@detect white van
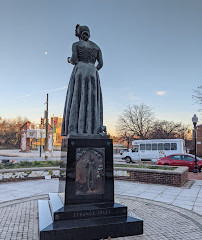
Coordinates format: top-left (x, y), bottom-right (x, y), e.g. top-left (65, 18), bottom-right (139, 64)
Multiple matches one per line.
top-left (122, 139), bottom-right (185, 163)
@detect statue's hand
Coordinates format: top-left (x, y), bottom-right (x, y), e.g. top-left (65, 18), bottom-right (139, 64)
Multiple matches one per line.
top-left (67, 57), bottom-right (71, 63)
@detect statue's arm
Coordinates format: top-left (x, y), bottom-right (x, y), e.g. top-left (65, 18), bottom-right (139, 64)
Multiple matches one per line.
top-left (96, 49), bottom-right (103, 70)
top-left (68, 43), bottom-right (78, 65)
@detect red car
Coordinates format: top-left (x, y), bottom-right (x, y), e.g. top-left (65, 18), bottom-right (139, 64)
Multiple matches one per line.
top-left (157, 154), bottom-right (202, 172)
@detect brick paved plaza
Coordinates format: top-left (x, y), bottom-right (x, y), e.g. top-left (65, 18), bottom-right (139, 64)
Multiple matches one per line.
top-left (0, 179), bottom-right (202, 239)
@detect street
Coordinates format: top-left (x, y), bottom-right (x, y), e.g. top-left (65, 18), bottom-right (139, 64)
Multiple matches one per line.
top-left (0, 149), bottom-right (124, 163)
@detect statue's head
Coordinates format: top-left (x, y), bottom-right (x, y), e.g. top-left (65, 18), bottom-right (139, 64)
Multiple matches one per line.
top-left (75, 24), bottom-right (90, 41)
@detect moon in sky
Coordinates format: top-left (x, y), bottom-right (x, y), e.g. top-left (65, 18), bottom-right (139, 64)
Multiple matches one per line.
top-left (44, 51), bottom-right (48, 55)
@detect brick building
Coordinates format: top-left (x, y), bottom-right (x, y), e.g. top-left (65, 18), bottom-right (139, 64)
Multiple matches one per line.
top-left (50, 116), bottom-right (63, 149)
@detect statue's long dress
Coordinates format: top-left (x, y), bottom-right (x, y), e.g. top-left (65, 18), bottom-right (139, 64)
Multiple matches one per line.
top-left (61, 40), bottom-right (103, 136)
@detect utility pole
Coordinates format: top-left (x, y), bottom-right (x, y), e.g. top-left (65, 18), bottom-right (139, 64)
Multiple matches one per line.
top-left (40, 119), bottom-right (42, 158)
top-left (39, 117), bottom-right (44, 158)
top-left (45, 93), bottom-right (49, 160)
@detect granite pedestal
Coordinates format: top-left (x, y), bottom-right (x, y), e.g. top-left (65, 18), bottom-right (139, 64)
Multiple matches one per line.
top-left (39, 135), bottom-right (143, 239)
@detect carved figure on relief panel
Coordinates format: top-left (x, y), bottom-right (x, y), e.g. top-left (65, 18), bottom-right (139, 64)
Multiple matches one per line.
top-left (86, 155), bottom-right (96, 191)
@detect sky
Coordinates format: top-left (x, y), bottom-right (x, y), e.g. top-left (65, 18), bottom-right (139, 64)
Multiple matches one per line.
top-left (0, 0), bottom-right (201, 134)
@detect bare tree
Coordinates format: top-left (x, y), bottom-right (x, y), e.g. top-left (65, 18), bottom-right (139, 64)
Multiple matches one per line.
top-left (149, 120), bottom-right (189, 139)
top-left (193, 85), bottom-right (202, 110)
top-left (118, 132), bottom-right (135, 150)
top-left (117, 104), bottom-right (154, 140)
top-left (0, 116), bottom-right (29, 149)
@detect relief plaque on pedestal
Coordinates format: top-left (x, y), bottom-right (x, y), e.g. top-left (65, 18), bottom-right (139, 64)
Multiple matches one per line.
top-left (75, 147), bottom-right (105, 195)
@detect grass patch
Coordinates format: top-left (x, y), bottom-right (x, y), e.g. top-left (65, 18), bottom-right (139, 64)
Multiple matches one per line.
top-left (0, 160), bottom-right (66, 169)
top-left (114, 164), bottom-right (176, 171)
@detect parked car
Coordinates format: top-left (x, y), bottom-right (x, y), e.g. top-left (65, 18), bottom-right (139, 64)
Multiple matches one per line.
top-left (120, 149), bottom-right (128, 155)
top-left (157, 154), bottom-right (202, 172)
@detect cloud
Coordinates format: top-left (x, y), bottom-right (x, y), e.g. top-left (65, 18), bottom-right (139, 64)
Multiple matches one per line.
top-left (46, 86), bottom-right (68, 93)
top-left (17, 85), bottom-right (68, 99)
top-left (17, 94), bottom-right (32, 99)
top-left (156, 91), bottom-right (166, 96)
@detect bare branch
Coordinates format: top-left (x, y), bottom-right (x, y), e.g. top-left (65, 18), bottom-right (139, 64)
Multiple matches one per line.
top-left (117, 104), bottom-right (154, 140)
top-left (193, 85), bottom-right (202, 111)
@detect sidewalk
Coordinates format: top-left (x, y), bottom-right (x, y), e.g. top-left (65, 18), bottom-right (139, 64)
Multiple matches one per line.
top-left (0, 179), bottom-right (202, 239)
top-left (116, 179), bottom-right (202, 214)
top-left (0, 179), bottom-right (202, 214)
top-left (189, 172), bottom-right (202, 180)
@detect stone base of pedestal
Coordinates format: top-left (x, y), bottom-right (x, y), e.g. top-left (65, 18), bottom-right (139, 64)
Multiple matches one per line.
top-left (39, 193), bottom-right (143, 240)
top-left (39, 136), bottom-right (143, 239)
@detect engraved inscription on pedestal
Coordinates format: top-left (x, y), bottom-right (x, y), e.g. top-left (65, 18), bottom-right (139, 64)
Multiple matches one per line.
top-left (75, 147), bottom-right (105, 195)
top-left (72, 209), bottom-right (111, 219)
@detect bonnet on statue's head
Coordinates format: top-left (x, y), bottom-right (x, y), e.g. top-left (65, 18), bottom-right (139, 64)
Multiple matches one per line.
top-left (75, 24), bottom-right (90, 41)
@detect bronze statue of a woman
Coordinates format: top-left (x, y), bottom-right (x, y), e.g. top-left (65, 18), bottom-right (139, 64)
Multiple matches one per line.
top-left (61, 24), bottom-right (104, 136)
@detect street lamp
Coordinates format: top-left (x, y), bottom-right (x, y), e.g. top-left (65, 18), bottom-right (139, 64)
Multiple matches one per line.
top-left (192, 114), bottom-right (198, 173)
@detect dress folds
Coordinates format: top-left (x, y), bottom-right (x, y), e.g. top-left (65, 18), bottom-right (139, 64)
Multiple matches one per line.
top-left (62, 61), bottom-right (103, 136)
